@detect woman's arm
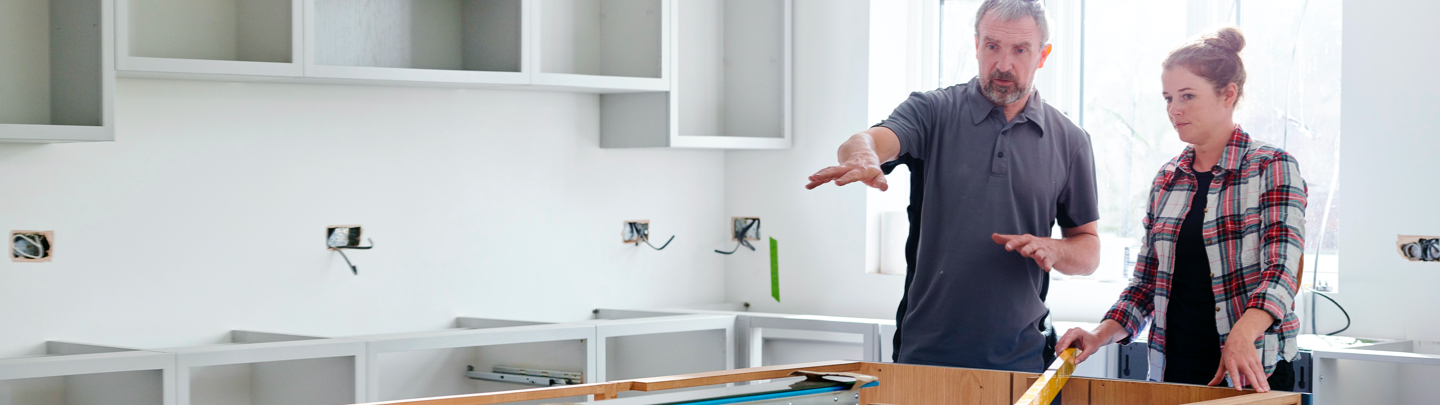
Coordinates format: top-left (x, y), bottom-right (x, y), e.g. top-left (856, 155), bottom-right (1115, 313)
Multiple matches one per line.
top-left (1243, 153), bottom-right (1307, 328)
top-left (1210, 153), bottom-right (1306, 393)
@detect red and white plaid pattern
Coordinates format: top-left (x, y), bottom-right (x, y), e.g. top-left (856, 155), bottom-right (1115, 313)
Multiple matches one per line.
top-left (1105, 127), bottom-right (1306, 380)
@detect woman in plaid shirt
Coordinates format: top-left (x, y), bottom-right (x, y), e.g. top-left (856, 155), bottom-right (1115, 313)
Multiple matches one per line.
top-left (1055, 27), bottom-right (1305, 393)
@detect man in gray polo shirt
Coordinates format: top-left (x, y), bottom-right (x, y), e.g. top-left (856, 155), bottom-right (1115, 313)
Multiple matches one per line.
top-left (805, 0), bottom-right (1100, 373)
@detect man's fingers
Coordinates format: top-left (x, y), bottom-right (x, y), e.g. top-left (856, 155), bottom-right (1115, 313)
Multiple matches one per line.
top-left (862, 172), bottom-right (890, 191)
top-left (991, 233), bottom-right (1016, 245)
top-left (834, 167), bottom-right (872, 186)
top-left (804, 166), bottom-right (850, 189)
top-left (1020, 244), bottom-right (1040, 257)
top-left (809, 165), bottom-right (849, 181)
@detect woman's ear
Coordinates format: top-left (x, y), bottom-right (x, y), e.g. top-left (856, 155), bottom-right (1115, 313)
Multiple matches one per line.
top-left (1223, 82), bottom-right (1239, 109)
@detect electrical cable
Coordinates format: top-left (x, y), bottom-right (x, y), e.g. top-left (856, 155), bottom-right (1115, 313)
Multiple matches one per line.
top-left (12, 234), bottom-right (45, 259)
top-left (1309, 289), bottom-right (1351, 336)
top-left (714, 220), bottom-right (758, 255)
top-left (628, 222), bottom-right (673, 250)
top-left (335, 249), bottom-right (358, 275)
top-left (329, 237), bottom-right (373, 275)
top-left (643, 235), bottom-right (674, 250)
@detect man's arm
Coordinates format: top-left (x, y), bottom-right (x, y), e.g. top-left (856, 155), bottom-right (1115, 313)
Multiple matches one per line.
top-left (805, 126), bottom-right (902, 191)
top-left (990, 221), bottom-right (1100, 276)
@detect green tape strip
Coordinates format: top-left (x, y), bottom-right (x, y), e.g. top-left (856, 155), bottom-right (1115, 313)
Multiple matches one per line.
top-left (770, 237), bottom-right (780, 303)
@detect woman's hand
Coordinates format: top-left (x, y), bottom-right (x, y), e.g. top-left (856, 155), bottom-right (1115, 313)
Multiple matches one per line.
top-left (1208, 308), bottom-right (1276, 392)
top-left (1055, 319), bottom-right (1128, 364)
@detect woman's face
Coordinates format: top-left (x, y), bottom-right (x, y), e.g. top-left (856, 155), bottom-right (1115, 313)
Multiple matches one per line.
top-left (1161, 67), bottom-right (1237, 146)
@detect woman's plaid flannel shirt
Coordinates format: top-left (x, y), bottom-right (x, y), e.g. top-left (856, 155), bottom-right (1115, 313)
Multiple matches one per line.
top-left (1104, 127), bottom-right (1306, 380)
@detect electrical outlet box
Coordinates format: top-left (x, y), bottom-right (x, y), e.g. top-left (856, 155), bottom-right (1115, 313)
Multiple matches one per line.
top-left (623, 221), bottom-right (650, 244)
top-left (1398, 235), bottom-right (1440, 262)
top-left (327, 226), bottom-right (363, 248)
top-left (731, 217), bottom-right (761, 241)
top-left (11, 231), bottom-right (54, 263)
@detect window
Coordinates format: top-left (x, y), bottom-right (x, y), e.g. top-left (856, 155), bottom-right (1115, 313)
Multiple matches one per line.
top-left (938, 0), bottom-right (1341, 290)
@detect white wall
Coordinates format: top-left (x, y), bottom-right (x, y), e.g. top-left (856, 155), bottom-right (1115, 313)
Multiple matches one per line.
top-left (0, 79), bottom-right (727, 357)
top-left (1335, 0), bottom-right (1440, 342)
top-left (723, 0), bottom-right (905, 319)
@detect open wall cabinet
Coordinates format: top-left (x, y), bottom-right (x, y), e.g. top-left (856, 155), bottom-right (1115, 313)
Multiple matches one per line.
top-left (598, 0), bottom-right (792, 149)
top-left (0, 0), bottom-right (114, 142)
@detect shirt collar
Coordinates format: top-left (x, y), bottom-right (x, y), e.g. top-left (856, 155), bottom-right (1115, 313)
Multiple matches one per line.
top-left (1178, 126), bottom-right (1252, 174)
top-left (965, 77), bottom-right (1049, 135)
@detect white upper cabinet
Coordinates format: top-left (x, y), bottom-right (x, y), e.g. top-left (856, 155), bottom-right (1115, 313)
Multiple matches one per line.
top-left (600, 0), bottom-right (792, 149)
top-left (0, 0), bottom-right (114, 142)
top-left (531, 0), bottom-right (670, 93)
top-left (305, 0), bottom-right (529, 86)
top-left (117, 0), bottom-right (304, 78)
top-left (3, 0), bottom-right (789, 147)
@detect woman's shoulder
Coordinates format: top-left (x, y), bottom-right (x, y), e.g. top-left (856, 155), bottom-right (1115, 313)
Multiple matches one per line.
top-left (1237, 138), bottom-right (1301, 176)
top-left (1152, 150), bottom-right (1189, 182)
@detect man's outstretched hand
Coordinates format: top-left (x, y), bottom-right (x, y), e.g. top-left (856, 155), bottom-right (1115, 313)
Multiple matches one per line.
top-left (992, 233), bottom-right (1061, 271)
top-left (806, 155), bottom-right (889, 191)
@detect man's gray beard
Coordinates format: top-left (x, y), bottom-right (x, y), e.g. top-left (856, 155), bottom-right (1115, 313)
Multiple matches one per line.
top-left (982, 79), bottom-right (1030, 106)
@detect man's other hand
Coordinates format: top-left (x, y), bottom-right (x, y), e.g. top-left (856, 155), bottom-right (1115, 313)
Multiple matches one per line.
top-left (806, 155), bottom-right (889, 191)
top-left (991, 233), bottom-right (1059, 271)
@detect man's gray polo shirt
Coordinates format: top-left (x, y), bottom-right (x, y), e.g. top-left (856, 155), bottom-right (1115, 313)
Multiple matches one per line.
top-left (878, 77), bottom-right (1099, 373)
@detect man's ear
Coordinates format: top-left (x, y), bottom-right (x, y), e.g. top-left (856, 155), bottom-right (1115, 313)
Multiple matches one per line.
top-left (1038, 44), bottom-right (1053, 68)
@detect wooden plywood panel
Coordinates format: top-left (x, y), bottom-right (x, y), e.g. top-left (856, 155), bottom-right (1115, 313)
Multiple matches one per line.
top-left (1013, 374), bottom-right (1090, 405)
top-left (1178, 391), bottom-right (1301, 405)
top-left (858, 362), bottom-right (1015, 405)
top-left (1088, 379), bottom-right (1256, 405)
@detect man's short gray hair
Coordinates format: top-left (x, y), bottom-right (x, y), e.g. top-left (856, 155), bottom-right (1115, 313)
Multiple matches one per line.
top-left (974, 0), bottom-right (1051, 46)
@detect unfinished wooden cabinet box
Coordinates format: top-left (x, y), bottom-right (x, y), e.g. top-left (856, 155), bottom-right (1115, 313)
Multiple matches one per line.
top-left (0, 0), bottom-right (114, 142)
top-left (339, 360), bottom-right (1305, 405)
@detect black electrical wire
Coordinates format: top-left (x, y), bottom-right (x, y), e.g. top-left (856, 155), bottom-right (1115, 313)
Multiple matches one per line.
top-left (1311, 290), bottom-right (1351, 336)
top-left (628, 222), bottom-right (673, 250)
top-left (643, 235), bottom-right (675, 250)
top-left (714, 220), bottom-right (758, 255)
top-left (329, 238), bottom-right (373, 275)
top-left (335, 249), bottom-right (359, 275)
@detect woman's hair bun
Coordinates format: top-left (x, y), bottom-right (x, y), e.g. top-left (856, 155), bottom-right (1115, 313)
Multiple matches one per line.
top-left (1204, 26), bottom-right (1246, 54)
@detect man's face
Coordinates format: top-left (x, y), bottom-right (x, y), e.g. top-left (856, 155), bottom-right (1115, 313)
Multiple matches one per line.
top-left (974, 12), bottom-right (1050, 106)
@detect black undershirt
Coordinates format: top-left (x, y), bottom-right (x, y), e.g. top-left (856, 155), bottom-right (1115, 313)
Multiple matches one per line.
top-left (1165, 170), bottom-right (1223, 382)
top-left (1164, 170), bottom-right (1292, 390)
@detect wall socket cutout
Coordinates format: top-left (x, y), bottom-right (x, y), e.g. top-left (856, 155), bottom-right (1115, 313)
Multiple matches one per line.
top-left (732, 217), bottom-right (761, 241)
top-left (11, 231), bottom-right (54, 263)
top-left (327, 226), bottom-right (363, 248)
top-left (1398, 235), bottom-right (1440, 262)
top-left (623, 221), bottom-right (650, 244)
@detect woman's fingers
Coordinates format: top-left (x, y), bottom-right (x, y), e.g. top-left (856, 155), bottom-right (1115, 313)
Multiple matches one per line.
top-left (1226, 360), bottom-right (1244, 391)
top-left (1246, 361), bottom-right (1270, 392)
top-left (1207, 365), bottom-right (1227, 386)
